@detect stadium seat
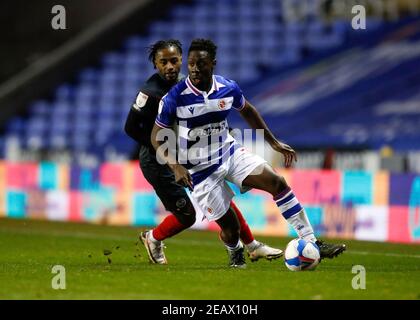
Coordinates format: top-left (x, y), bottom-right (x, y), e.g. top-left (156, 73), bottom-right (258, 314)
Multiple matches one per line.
top-left (26, 135), bottom-right (46, 150)
top-left (71, 135), bottom-right (91, 151)
top-left (102, 52), bottom-right (124, 68)
top-left (55, 84), bottom-right (74, 100)
top-left (7, 0), bottom-right (362, 161)
top-left (171, 5), bottom-right (193, 20)
top-left (0, 137), bottom-right (4, 158)
top-left (29, 101), bottom-right (50, 117)
top-left (124, 53), bottom-right (144, 67)
top-left (6, 118), bottom-right (25, 135)
top-left (49, 134), bottom-right (69, 149)
top-left (50, 119), bottom-right (70, 134)
top-left (123, 36), bottom-right (148, 51)
top-left (79, 68), bottom-right (99, 83)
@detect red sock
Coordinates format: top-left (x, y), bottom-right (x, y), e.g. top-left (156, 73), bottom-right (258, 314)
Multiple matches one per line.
top-left (152, 214), bottom-right (188, 241)
top-left (230, 201), bottom-right (255, 245)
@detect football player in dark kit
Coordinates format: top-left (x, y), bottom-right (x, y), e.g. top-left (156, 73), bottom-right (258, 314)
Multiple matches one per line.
top-left (124, 39), bottom-right (282, 266)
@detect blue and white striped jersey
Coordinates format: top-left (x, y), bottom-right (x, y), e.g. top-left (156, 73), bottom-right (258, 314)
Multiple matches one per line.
top-left (155, 75), bottom-right (246, 185)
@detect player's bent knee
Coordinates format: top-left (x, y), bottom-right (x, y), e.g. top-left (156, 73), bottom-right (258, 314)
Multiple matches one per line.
top-left (273, 175), bottom-right (289, 195)
top-left (178, 212), bottom-right (196, 227)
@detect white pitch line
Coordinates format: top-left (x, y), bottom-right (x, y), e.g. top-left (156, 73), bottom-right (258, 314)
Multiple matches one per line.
top-left (348, 250), bottom-right (420, 259)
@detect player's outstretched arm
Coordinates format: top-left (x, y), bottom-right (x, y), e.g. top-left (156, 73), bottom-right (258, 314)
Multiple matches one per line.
top-left (239, 100), bottom-right (297, 167)
top-left (151, 124), bottom-right (194, 190)
top-left (124, 108), bottom-right (143, 142)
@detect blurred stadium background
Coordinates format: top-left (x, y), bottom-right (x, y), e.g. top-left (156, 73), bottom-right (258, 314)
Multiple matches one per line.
top-left (1, 0), bottom-right (419, 244)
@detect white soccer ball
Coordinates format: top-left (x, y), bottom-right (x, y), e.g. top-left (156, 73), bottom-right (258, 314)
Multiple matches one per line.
top-left (284, 238), bottom-right (321, 271)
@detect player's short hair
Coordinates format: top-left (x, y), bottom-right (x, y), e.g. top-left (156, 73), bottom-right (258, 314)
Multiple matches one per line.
top-left (148, 39), bottom-right (182, 65)
top-left (188, 39), bottom-right (217, 60)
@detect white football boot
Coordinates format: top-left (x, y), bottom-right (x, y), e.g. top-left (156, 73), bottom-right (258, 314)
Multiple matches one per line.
top-left (140, 230), bottom-right (168, 265)
top-left (247, 242), bottom-right (283, 262)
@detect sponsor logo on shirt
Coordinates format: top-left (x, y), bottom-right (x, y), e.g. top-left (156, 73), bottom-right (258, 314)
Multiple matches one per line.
top-left (218, 99), bottom-right (226, 110)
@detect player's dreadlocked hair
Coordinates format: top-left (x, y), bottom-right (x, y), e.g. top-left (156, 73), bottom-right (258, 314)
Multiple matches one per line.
top-left (147, 39), bottom-right (182, 67)
top-left (188, 39), bottom-right (217, 60)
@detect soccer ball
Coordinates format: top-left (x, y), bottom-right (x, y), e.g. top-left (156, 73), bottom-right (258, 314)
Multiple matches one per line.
top-left (284, 238), bottom-right (320, 271)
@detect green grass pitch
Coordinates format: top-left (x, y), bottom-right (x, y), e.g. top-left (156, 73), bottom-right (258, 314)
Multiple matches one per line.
top-left (0, 218), bottom-right (419, 300)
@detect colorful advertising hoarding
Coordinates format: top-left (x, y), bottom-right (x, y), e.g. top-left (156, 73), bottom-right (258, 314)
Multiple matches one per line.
top-left (0, 161), bottom-right (419, 244)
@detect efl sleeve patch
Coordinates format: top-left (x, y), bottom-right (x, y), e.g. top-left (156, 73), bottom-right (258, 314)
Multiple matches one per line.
top-left (158, 97), bottom-right (164, 115)
top-left (133, 91), bottom-right (149, 110)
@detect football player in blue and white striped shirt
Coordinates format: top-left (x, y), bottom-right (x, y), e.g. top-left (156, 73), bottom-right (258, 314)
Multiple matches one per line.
top-left (152, 39), bottom-right (346, 268)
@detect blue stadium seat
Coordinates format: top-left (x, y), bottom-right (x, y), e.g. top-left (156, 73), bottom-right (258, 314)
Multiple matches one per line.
top-left (260, 4), bottom-right (281, 18)
top-left (260, 19), bottom-right (286, 37)
top-left (97, 118), bottom-right (115, 131)
top-left (171, 5), bottom-right (193, 20)
top-left (124, 53), bottom-right (143, 66)
top-left (6, 118), bottom-right (25, 135)
top-left (281, 47), bottom-right (301, 65)
top-left (72, 120), bottom-right (92, 135)
top-left (237, 33), bottom-right (260, 51)
top-left (79, 68), bottom-right (99, 83)
top-left (102, 52), bottom-right (124, 68)
top-left (237, 5), bottom-right (258, 19)
top-left (97, 108), bottom-right (116, 119)
top-left (74, 105), bottom-right (93, 119)
top-left (49, 134), bottom-right (69, 149)
top-left (367, 18), bottom-right (384, 30)
top-left (74, 86), bottom-right (96, 103)
top-left (50, 120), bottom-right (70, 133)
top-left (122, 84), bottom-right (142, 99)
top-left (305, 34), bottom-right (342, 51)
top-left (284, 21), bottom-right (304, 35)
top-left (284, 32), bottom-right (302, 49)
top-left (332, 19), bottom-right (349, 35)
top-left (25, 134), bottom-right (46, 150)
top-left (193, 5), bottom-right (212, 18)
top-left (191, 23), bottom-right (213, 38)
top-left (236, 65), bottom-right (259, 83)
top-left (120, 97), bottom-right (134, 111)
top-left (51, 102), bottom-right (72, 118)
top-left (29, 101), bottom-right (50, 117)
top-left (123, 72), bottom-right (143, 85)
top-left (100, 68), bottom-right (121, 82)
top-left (71, 135), bottom-right (90, 151)
top-left (55, 84), bottom-right (74, 100)
top-left (12, 0), bottom-right (358, 160)
top-left (214, 0), bottom-right (238, 8)
top-left (27, 117), bottom-right (47, 132)
top-left (149, 22), bottom-right (173, 38)
top-left (0, 137), bottom-right (4, 158)
top-left (123, 36), bottom-right (149, 51)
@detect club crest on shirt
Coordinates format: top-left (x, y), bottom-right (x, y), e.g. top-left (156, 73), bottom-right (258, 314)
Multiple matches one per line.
top-left (176, 198), bottom-right (187, 209)
top-left (133, 91), bottom-right (148, 110)
top-left (218, 99), bottom-right (226, 110)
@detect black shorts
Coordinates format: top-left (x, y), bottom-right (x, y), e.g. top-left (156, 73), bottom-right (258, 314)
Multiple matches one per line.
top-left (138, 145), bottom-right (193, 216)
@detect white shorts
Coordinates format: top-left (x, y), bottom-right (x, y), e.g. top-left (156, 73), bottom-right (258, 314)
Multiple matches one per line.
top-left (190, 147), bottom-right (267, 222)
